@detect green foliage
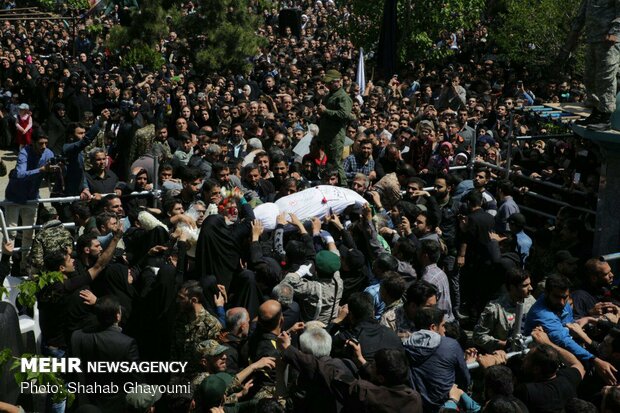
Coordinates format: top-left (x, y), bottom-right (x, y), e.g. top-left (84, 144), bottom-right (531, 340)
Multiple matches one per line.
top-left (37, 0), bottom-right (90, 10)
top-left (107, 0), bottom-right (170, 70)
top-left (540, 121), bottom-right (572, 135)
top-left (122, 44), bottom-right (165, 69)
top-left (86, 23), bottom-right (104, 37)
top-left (177, 0), bottom-right (267, 74)
top-left (107, 0), bottom-right (264, 74)
top-left (337, 1), bottom-right (382, 54)
top-left (491, 0), bottom-right (583, 71)
top-left (0, 353), bottom-right (75, 405)
top-left (0, 348), bottom-right (11, 365)
top-left (16, 271), bottom-right (64, 309)
top-left (343, 0), bottom-right (485, 66)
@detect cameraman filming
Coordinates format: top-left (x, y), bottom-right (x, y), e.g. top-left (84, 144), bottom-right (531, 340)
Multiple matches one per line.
top-left (5, 131), bottom-right (57, 275)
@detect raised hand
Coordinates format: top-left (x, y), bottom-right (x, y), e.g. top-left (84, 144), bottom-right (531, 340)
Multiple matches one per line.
top-left (251, 219), bottom-right (264, 241)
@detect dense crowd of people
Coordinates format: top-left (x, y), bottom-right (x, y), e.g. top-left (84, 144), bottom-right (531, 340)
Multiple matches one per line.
top-left (0, 1), bottom-right (619, 413)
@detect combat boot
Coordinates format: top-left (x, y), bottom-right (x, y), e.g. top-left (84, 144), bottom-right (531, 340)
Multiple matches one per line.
top-left (575, 108), bottom-right (601, 125)
top-left (587, 112), bottom-right (611, 131)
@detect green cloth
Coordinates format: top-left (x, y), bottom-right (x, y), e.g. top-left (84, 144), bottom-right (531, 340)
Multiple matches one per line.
top-left (196, 372), bottom-right (234, 408)
top-left (315, 250), bottom-right (341, 274)
top-left (377, 234), bottom-right (392, 254)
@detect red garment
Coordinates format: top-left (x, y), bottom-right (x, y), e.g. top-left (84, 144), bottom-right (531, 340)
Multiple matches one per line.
top-left (16, 114), bottom-right (33, 146)
top-left (302, 152), bottom-right (328, 167)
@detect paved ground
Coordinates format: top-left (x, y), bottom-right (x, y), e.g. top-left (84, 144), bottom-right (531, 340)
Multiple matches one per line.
top-left (1, 148), bottom-right (52, 247)
top-left (0, 148), bottom-right (16, 198)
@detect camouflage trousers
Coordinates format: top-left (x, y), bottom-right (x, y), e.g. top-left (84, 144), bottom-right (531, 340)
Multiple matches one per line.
top-left (254, 385), bottom-right (277, 400)
top-left (4, 203), bottom-right (38, 272)
top-left (584, 41), bottom-right (620, 114)
top-left (254, 385), bottom-right (287, 407)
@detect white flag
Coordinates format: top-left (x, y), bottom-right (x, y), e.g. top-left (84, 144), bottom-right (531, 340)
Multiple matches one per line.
top-left (357, 48), bottom-right (365, 95)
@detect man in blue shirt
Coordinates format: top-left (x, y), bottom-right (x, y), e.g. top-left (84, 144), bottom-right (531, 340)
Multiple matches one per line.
top-left (495, 180), bottom-right (520, 234)
top-left (5, 132), bottom-right (57, 274)
top-left (364, 253), bottom-right (400, 320)
top-left (507, 213), bottom-right (532, 264)
top-left (524, 274), bottom-right (618, 384)
top-left (63, 108), bottom-right (110, 197)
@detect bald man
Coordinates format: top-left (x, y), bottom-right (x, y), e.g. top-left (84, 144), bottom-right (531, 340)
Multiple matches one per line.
top-left (219, 307), bottom-right (251, 373)
top-left (248, 300), bottom-right (283, 399)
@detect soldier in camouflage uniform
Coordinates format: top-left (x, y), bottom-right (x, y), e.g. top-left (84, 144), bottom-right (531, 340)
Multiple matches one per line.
top-left (190, 340), bottom-right (230, 391)
top-left (566, 0), bottom-right (620, 130)
top-left (168, 283), bottom-right (222, 412)
top-left (171, 281), bottom-right (222, 374)
top-left (193, 340), bottom-right (278, 403)
top-left (317, 70), bottom-right (353, 185)
top-left (27, 206), bottom-right (74, 275)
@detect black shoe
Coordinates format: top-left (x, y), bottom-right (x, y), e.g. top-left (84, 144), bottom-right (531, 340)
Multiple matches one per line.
top-left (587, 121), bottom-right (612, 131)
top-left (587, 113), bottom-right (611, 131)
top-left (576, 109), bottom-right (602, 125)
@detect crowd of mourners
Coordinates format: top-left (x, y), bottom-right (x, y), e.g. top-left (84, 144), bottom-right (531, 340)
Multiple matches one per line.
top-left (0, 1), bottom-right (619, 413)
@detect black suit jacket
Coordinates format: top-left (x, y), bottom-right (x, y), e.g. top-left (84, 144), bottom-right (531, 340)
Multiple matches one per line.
top-left (71, 325), bottom-right (140, 413)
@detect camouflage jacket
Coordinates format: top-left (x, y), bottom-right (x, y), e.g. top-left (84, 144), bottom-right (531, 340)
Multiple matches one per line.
top-left (28, 220), bottom-right (74, 274)
top-left (380, 299), bottom-right (404, 332)
top-left (190, 372), bottom-right (242, 404)
top-left (572, 0), bottom-right (620, 43)
top-left (172, 308), bottom-right (222, 373)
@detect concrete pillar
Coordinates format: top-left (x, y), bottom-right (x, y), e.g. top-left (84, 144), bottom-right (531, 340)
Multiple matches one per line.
top-left (572, 124), bottom-right (620, 257)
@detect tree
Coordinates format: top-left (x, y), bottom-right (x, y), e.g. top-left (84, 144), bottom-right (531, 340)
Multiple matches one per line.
top-left (341, 0), bottom-right (485, 67)
top-left (176, 0), bottom-right (267, 74)
top-left (36, 0), bottom-right (90, 10)
top-left (107, 0), bottom-right (169, 69)
top-left (108, 0), bottom-right (265, 73)
top-left (490, 0), bottom-right (583, 72)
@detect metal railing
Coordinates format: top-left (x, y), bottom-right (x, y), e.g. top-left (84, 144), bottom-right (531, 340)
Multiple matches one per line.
top-left (474, 160), bottom-right (588, 196)
top-left (517, 205), bottom-right (557, 221)
top-left (467, 346), bottom-right (531, 370)
top-left (0, 208), bottom-right (10, 242)
top-left (0, 190), bottom-right (160, 207)
top-left (448, 165), bottom-right (468, 171)
top-left (523, 191), bottom-right (595, 215)
top-left (602, 252), bottom-right (620, 262)
top-left (0, 190), bottom-right (159, 243)
top-left (4, 223), bottom-right (76, 232)
top-left (515, 133), bottom-right (575, 141)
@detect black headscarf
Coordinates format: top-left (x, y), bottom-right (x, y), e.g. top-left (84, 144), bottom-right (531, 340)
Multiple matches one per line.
top-left (196, 215), bottom-right (240, 290)
top-left (124, 226), bottom-right (170, 267)
top-left (133, 259), bottom-right (178, 382)
top-left (92, 263), bottom-right (136, 326)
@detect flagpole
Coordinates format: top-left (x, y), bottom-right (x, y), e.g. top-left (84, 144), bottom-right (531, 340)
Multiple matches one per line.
top-left (357, 47), bottom-right (366, 95)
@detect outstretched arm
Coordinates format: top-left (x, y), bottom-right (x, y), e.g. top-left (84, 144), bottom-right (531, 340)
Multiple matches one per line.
top-left (88, 228), bottom-right (123, 279)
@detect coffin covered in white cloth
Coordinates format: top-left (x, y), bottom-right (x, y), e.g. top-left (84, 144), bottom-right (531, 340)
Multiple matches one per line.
top-left (254, 185), bottom-right (368, 230)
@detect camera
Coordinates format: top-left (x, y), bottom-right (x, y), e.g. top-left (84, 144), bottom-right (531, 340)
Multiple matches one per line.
top-left (48, 156), bottom-right (67, 166)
